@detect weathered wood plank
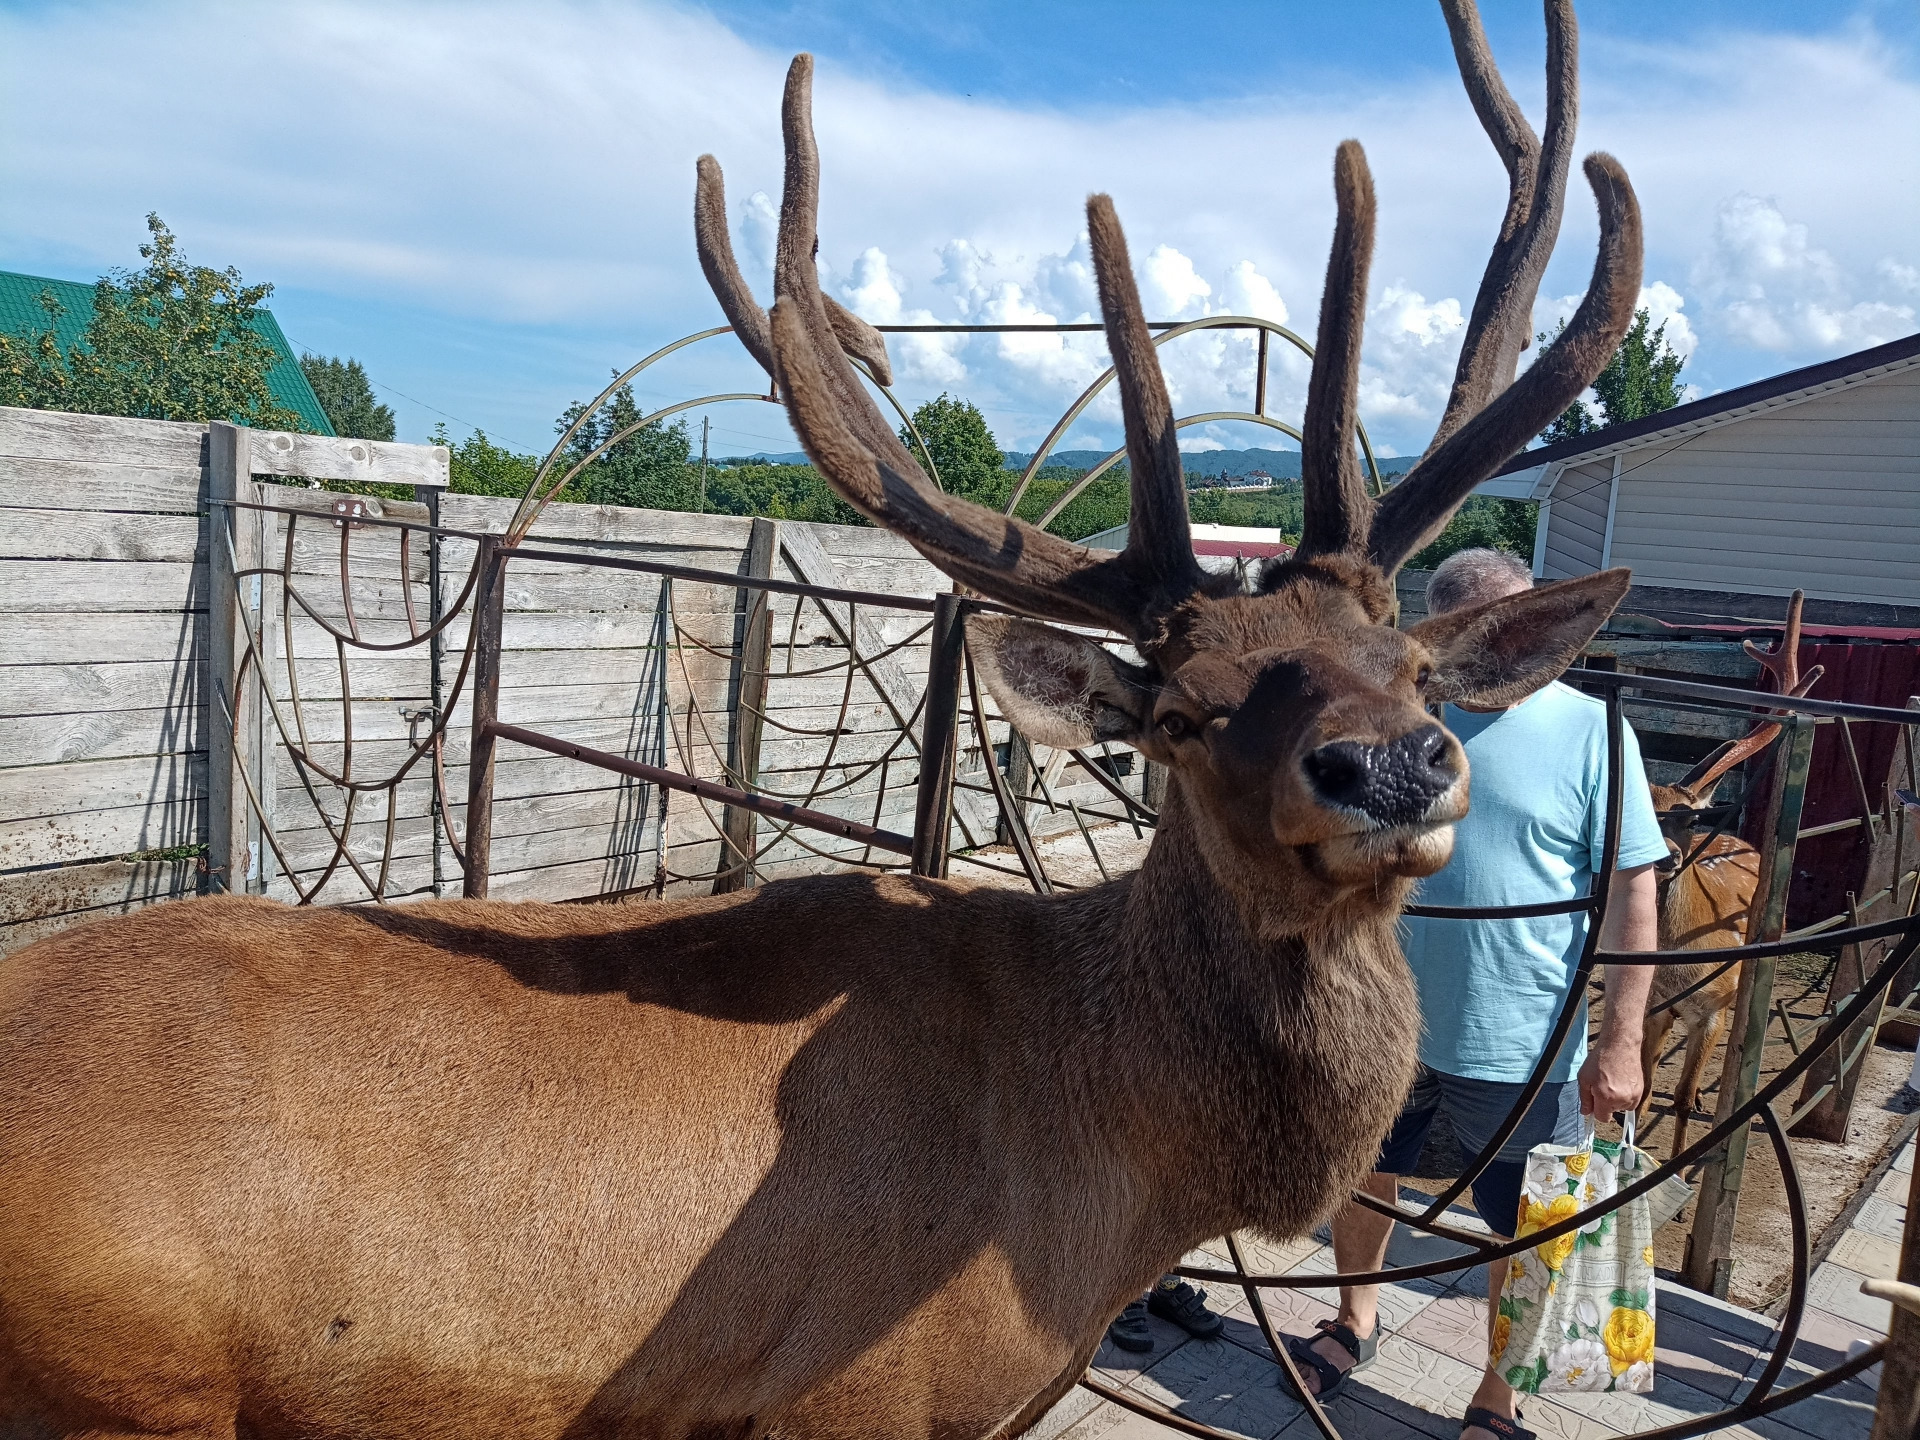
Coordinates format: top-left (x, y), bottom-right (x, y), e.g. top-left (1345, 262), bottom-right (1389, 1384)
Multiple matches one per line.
top-left (246, 430), bottom-right (449, 488)
top-left (439, 494), bottom-right (755, 550)
top-left (0, 560), bottom-right (203, 613)
top-left (0, 707), bottom-right (204, 768)
top-left (5, 612), bottom-right (204, 666)
top-left (0, 509), bottom-right (204, 563)
top-left (0, 659), bottom-right (203, 719)
top-left (0, 855), bottom-right (197, 928)
top-left (0, 406), bottom-right (206, 468)
top-left (0, 795), bottom-right (201, 870)
top-left (0, 458), bottom-right (204, 514)
top-left (0, 751), bottom-right (207, 822)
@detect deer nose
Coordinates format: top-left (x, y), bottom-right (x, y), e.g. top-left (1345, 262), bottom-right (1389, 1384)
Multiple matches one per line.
top-left (1303, 726), bottom-right (1457, 827)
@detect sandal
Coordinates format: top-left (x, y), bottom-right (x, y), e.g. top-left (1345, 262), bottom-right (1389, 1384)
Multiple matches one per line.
top-left (1282, 1318), bottom-right (1376, 1399)
top-left (1461, 1407), bottom-right (1536, 1440)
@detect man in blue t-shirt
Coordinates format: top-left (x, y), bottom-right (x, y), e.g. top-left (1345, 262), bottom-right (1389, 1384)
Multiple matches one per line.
top-left (1283, 549), bottom-right (1665, 1440)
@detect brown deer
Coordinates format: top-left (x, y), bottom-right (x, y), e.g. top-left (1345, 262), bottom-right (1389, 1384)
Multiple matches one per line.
top-left (1640, 591), bottom-right (1822, 1156)
top-left (0, 6), bottom-right (1642, 1437)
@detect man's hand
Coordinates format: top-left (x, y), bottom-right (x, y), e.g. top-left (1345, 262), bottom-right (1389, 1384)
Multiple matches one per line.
top-left (1584, 862), bottom-right (1661, 1120)
top-left (1579, 1033), bottom-right (1646, 1119)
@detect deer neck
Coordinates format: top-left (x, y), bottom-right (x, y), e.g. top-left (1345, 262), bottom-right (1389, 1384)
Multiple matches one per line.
top-left (1069, 780), bottom-right (1421, 1247)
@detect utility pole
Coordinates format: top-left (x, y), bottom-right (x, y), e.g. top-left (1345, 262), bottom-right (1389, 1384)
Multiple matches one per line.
top-left (699, 415), bottom-right (710, 513)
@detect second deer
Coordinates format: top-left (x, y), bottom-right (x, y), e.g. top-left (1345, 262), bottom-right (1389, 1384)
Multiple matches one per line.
top-left (1640, 590), bottom-right (1823, 1155)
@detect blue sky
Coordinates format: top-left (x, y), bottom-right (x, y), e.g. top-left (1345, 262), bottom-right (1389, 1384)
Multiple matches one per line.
top-left (2, 0), bottom-right (1916, 461)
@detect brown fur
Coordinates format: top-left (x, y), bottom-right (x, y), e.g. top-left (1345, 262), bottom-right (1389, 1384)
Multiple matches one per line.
top-left (1, 7), bottom-right (1646, 1436)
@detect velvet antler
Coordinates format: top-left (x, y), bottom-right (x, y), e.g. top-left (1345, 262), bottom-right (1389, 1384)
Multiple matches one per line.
top-left (704, 54), bottom-right (1204, 644)
top-left (1672, 590), bottom-right (1825, 805)
top-left (1324, 0), bottom-right (1643, 575)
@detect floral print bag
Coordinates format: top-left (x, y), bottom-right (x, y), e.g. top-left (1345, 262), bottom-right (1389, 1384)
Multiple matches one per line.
top-left (1491, 1117), bottom-right (1678, 1396)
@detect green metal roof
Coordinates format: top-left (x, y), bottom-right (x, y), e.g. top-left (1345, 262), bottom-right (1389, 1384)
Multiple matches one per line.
top-left (0, 269), bottom-right (335, 435)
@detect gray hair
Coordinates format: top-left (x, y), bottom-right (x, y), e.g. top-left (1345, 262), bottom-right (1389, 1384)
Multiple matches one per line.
top-left (1427, 548), bottom-right (1533, 615)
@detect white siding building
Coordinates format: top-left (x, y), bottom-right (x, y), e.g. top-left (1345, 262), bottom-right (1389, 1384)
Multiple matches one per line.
top-left (1483, 333), bottom-right (1920, 616)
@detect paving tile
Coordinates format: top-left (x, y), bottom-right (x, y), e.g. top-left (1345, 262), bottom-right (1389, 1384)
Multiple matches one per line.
top-left (1652, 1310), bottom-right (1762, 1402)
top-left (1279, 1245), bottom-right (1446, 1332)
top-left (1239, 1284), bottom-right (1338, 1342)
top-left (1344, 1333), bottom-right (1487, 1424)
top-left (1395, 1292), bottom-right (1498, 1371)
top-left (1521, 1396), bottom-right (1628, 1440)
top-left (1806, 1262), bottom-right (1892, 1334)
top-left (1092, 1316), bottom-right (1189, 1386)
top-left (1229, 1231), bottom-right (1325, 1276)
top-left (1742, 1306), bottom-right (1883, 1423)
top-left (1740, 1381), bottom-right (1877, 1440)
top-left (1128, 1335), bottom-right (1303, 1439)
top-left (1829, 1226), bottom-right (1901, 1278)
top-left (1272, 1395), bottom-right (1449, 1440)
top-left (1550, 1370), bottom-right (1757, 1437)
top-left (1874, 1165), bottom-right (1915, 1203)
top-left (1851, 1195), bottom-right (1907, 1243)
top-left (1026, 1384), bottom-right (1102, 1439)
top-left (1060, 1399), bottom-right (1190, 1439)
top-left (1894, 1139), bottom-right (1914, 1175)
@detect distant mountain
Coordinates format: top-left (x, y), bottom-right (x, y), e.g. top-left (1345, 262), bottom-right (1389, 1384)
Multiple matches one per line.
top-left (1003, 446), bottom-right (1417, 480)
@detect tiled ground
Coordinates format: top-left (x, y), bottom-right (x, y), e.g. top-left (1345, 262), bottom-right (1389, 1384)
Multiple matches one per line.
top-left (1031, 1138), bottom-right (1914, 1440)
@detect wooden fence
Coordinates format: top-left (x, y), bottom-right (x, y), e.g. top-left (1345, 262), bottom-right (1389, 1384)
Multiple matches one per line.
top-left (0, 408), bottom-right (1142, 951)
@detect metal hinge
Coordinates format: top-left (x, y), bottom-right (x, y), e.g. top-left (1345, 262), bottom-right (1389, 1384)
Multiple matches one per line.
top-left (332, 498), bottom-right (369, 529)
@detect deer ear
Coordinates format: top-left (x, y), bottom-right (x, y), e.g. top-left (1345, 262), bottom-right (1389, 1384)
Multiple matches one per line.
top-left (1407, 569), bottom-right (1631, 708)
top-left (966, 615), bottom-right (1155, 749)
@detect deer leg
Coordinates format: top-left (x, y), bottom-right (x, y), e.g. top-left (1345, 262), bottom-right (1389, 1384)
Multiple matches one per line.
top-left (1672, 1006), bottom-right (1729, 1162)
top-left (1639, 1009), bottom-right (1677, 1127)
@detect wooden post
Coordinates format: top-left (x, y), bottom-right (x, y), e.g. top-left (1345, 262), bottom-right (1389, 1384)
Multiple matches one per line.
top-left (416, 485), bottom-right (450, 897)
top-left (997, 734), bottom-right (1033, 847)
top-left (1143, 761), bottom-right (1169, 814)
top-left (206, 422), bottom-right (268, 896)
top-left (911, 592), bottom-right (965, 879)
top-left (714, 518), bottom-right (777, 894)
top-left (1872, 1155), bottom-right (1920, 1439)
top-left (1684, 711), bottom-right (1816, 1297)
top-left (1792, 890), bottom-right (1885, 1142)
top-left (461, 536), bottom-right (505, 899)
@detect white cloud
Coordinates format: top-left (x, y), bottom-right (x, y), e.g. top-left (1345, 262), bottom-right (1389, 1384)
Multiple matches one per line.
top-left (1691, 193), bottom-right (1915, 351)
top-left (837, 246), bottom-right (968, 387)
top-left (0, 1), bottom-right (1913, 452)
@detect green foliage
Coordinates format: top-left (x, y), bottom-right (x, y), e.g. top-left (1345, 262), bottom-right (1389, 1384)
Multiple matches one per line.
top-left (1187, 481), bottom-right (1304, 535)
top-left (703, 463), bottom-right (866, 526)
top-left (1407, 496), bottom-right (1539, 571)
top-left (434, 422), bottom-right (540, 498)
top-left (900, 393), bottom-right (1006, 505)
top-left (301, 354), bottom-right (394, 440)
top-left (555, 377), bottom-right (698, 510)
top-left (1540, 307), bottom-right (1686, 442)
top-left (0, 215), bottom-right (302, 430)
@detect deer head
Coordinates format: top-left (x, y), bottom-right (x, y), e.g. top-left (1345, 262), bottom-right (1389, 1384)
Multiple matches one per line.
top-left (1650, 588), bottom-right (1825, 861)
top-left (697, 5), bottom-right (1641, 932)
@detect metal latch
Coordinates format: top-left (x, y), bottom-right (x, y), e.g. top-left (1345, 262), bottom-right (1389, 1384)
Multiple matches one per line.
top-left (332, 498), bottom-right (369, 529)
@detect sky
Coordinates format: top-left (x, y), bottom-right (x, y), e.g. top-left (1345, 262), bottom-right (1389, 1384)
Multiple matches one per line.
top-left (1, 0), bottom-right (1916, 463)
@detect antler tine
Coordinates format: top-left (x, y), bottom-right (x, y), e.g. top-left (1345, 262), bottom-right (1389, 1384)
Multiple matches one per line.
top-left (1294, 141), bottom-right (1379, 561)
top-left (758, 56), bottom-right (1165, 638)
top-left (1085, 196), bottom-right (1204, 601)
top-left (696, 151), bottom-right (892, 387)
top-left (1366, 152), bottom-right (1641, 574)
top-left (1677, 592), bottom-right (1824, 804)
top-left (1429, 0), bottom-right (1581, 451)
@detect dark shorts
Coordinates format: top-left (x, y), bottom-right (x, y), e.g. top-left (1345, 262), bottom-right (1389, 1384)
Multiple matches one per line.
top-left (1376, 1065), bottom-right (1584, 1235)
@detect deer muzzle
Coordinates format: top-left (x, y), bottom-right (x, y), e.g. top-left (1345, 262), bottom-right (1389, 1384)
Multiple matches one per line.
top-left (1302, 725), bottom-right (1461, 829)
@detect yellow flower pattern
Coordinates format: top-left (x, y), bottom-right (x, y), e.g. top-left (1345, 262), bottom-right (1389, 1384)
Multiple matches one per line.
top-left (1519, 1192), bottom-right (1582, 1271)
top-left (1602, 1307), bottom-right (1655, 1376)
top-left (1491, 1312), bottom-right (1511, 1365)
top-left (1565, 1150), bottom-right (1590, 1177)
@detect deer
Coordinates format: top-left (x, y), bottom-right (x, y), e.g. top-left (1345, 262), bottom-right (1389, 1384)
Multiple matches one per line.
top-left (0, 5), bottom-right (1642, 1436)
top-left (1639, 591), bottom-right (1823, 1157)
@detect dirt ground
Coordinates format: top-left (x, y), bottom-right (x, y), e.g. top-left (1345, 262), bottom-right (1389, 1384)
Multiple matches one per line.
top-left (960, 822), bottom-right (1915, 1312)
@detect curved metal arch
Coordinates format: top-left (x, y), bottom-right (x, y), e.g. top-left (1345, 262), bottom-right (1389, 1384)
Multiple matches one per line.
top-left (1003, 314), bottom-right (1386, 527)
top-left (1029, 410), bottom-right (1303, 532)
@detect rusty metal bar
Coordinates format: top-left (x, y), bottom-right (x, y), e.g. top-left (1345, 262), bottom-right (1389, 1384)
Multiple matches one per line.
top-left (461, 537), bottom-right (506, 899)
top-left (1686, 709), bottom-right (1817, 1297)
top-left (911, 593), bottom-right (966, 878)
top-left (488, 721), bottom-right (914, 855)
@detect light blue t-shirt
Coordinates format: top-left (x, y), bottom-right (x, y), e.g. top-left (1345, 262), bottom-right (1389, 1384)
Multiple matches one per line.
top-left (1401, 680), bottom-right (1669, 1083)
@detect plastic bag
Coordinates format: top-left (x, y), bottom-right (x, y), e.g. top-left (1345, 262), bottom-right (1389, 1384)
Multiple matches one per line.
top-left (1491, 1116), bottom-right (1681, 1396)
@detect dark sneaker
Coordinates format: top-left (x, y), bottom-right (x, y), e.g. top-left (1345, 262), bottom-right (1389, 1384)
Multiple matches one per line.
top-left (1106, 1296), bottom-right (1154, 1352)
top-left (1148, 1279), bottom-right (1223, 1340)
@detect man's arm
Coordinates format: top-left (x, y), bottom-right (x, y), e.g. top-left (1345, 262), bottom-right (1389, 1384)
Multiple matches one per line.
top-left (1579, 862), bottom-right (1660, 1118)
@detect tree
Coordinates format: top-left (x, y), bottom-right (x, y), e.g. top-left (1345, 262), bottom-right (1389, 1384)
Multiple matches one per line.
top-left (0, 214), bottom-right (302, 429)
top-left (302, 354), bottom-right (394, 440)
top-left (1408, 495), bottom-right (1539, 571)
top-left (1539, 307), bottom-right (1685, 442)
top-left (899, 394), bottom-right (1006, 506)
top-left (554, 376), bottom-right (698, 510)
top-left (433, 422), bottom-right (540, 498)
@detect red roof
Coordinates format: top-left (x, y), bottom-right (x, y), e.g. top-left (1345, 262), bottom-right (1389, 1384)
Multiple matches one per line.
top-left (1193, 539), bottom-right (1292, 559)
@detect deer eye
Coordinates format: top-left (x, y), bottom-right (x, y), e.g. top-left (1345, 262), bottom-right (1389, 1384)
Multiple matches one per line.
top-left (1158, 712), bottom-right (1194, 741)
top-left (1415, 665), bottom-right (1433, 690)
